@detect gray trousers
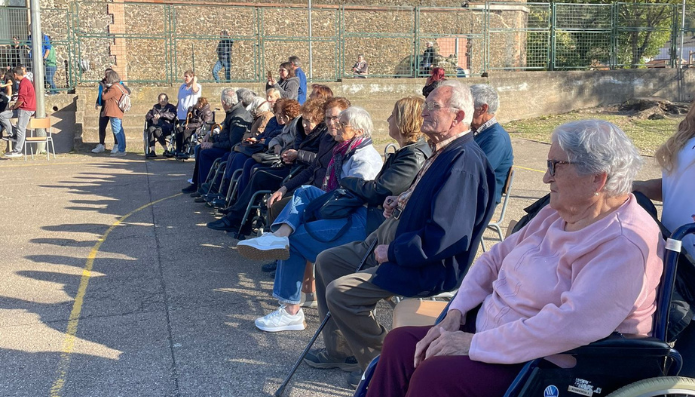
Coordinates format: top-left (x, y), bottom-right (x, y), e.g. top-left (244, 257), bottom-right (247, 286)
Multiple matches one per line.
top-left (0, 108), bottom-right (34, 152)
top-left (315, 217), bottom-right (399, 370)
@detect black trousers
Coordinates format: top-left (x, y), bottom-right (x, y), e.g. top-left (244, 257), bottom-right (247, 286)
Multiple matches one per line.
top-left (224, 166), bottom-right (290, 232)
top-left (175, 126), bottom-right (198, 153)
top-left (98, 114), bottom-right (117, 145)
top-left (147, 123), bottom-right (174, 148)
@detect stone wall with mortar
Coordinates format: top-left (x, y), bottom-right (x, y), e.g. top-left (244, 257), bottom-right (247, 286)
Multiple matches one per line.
top-left (74, 68), bottom-right (693, 149)
top-left (37, 0), bottom-right (530, 84)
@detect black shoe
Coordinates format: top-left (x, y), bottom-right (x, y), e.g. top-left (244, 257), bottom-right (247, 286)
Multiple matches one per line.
top-left (348, 370), bottom-right (364, 390)
top-left (194, 196), bottom-right (207, 203)
top-left (209, 197), bottom-right (227, 208)
top-left (206, 218), bottom-right (238, 232)
top-left (218, 206), bottom-right (232, 215)
top-left (304, 349), bottom-right (360, 372)
top-left (146, 152), bottom-right (157, 158)
top-left (182, 184), bottom-right (197, 194)
top-left (163, 150), bottom-right (175, 158)
top-left (261, 262), bottom-right (277, 272)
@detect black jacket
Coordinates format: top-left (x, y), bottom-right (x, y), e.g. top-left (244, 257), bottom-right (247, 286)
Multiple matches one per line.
top-left (213, 102), bottom-right (253, 150)
top-left (146, 103), bottom-right (177, 126)
top-left (216, 39), bottom-right (233, 61)
top-left (284, 130), bottom-right (336, 193)
top-left (340, 139), bottom-right (431, 235)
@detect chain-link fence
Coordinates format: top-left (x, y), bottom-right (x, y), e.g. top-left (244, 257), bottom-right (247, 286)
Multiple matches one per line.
top-left (0, 1), bottom-right (690, 90)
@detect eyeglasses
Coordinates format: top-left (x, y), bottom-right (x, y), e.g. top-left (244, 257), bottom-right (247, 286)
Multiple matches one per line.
top-left (325, 115), bottom-right (340, 122)
top-left (423, 101), bottom-right (453, 112)
top-left (546, 159), bottom-right (572, 177)
top-left (339, 121), bottom-right (352, 129)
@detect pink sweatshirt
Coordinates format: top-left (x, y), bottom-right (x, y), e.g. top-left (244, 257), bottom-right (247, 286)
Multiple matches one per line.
top-left (449, 194), bottom-right (664, 365)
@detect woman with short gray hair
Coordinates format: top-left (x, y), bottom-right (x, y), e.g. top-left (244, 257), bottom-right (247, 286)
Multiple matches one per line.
top-left (553, 119), bottom-right (642, 196)
top-left (367, 119), bottom-right (662, 397)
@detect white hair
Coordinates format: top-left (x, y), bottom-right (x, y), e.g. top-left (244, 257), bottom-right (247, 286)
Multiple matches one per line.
top-left (470, 84), bottom-right (500, 115)
top-left (438, 80), bottom-right (474, 126)
top-left (251, 96), bottom-right (271, 114)
top-left (221, 88), bottom-right (238, 107)
top-left (340, 106), bottom-right (373, 138)
top-left (552, 120), bottom-right (643, 196)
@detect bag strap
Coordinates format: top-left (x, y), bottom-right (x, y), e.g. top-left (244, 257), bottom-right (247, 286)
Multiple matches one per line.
top-left (303, 216), bottom-right (353, 244)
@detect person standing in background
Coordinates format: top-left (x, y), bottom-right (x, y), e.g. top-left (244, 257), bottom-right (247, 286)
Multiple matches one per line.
top-left (212, 30), bottom-right (233, 83)
top-left (288, 56), bottom-right (306, 105)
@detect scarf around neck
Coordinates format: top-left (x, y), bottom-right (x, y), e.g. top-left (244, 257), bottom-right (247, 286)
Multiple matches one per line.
top-left (322, 136), bottom-right (372, 191)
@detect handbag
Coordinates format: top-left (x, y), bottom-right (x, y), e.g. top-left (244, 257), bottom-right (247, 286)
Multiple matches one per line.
top-left (251, 151), bottom-right (283, 167)
top-left (234, 142), bottom-right (265, 157)
top-left (302, 188), bottom-right (365, 243)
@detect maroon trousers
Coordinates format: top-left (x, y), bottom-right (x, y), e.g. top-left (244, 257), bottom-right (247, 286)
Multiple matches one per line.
top-left (365, 324), bottom-right (525, 397)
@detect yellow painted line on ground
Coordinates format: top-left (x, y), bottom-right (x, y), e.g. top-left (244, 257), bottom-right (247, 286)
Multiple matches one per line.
top-left (515, 165), bottom-right (546, 174)
top-left (0, 161), bottom-right (104, 168)
top-left (49, 192), bottom-right (182, 397)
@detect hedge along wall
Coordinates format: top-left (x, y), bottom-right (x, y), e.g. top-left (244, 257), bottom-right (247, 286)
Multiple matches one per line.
top-left (39, 0), bottom-right (529, 85)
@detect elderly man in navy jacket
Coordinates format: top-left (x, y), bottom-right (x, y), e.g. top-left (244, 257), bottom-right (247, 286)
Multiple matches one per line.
top-left (303, 80), bottom-right (497, 388)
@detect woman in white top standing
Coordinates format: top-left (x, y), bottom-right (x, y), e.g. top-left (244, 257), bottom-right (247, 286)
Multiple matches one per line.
top-left (177, 70), bottom-right (202, 125)
top-left (634, 101), bottom-right (695, 258)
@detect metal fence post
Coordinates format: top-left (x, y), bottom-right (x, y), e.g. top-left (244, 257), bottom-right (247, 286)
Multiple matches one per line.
top-left (413, 6), bottom-right (419, 78)
top-left (549, 2), bottom-right (556, 71)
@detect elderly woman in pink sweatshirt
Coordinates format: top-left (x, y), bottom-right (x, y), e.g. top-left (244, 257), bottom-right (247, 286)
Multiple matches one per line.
top-left (366, 120), bottom-right (664, 397)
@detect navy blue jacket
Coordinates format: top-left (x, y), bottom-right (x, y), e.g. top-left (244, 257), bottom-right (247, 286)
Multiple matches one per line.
top-left (474, 123), bottom-right (513, 204)
top-left (372, 133), bottom-right (497, 297)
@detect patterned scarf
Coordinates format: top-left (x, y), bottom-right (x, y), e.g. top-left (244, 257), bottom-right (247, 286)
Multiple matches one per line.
top-left (322, 136), bottom-right (372, 191)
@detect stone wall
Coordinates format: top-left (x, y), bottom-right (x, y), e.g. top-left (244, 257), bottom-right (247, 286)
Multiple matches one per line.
top-left (36, 0), bottom-right (530, 84)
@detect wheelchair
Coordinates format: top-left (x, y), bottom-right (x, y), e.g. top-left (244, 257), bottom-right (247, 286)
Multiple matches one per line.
top-left (142, 120), bottom-right (177, 156)
top-left (353, 222), bottom-right (695, 397)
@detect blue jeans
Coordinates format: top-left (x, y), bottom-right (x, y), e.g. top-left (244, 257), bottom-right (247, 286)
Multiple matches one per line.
top-left (212, 59), bottom-right (231, 82)
top-left (271, 185), bottom-right (368, 304)
top-left (110, 117), bottom-right (126, 152)
top-left (45, 65), bottom-right (57, 94)
top-left (197, 147), bottom-right (230, 186)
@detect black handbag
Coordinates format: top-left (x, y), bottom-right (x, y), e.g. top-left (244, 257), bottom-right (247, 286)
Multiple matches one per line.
top-left (251, 151), bottom-right (283, 167)
top-left (234, 142), bottom-right (265, 157)
top-left (302, 188), bottom-right (365, 243)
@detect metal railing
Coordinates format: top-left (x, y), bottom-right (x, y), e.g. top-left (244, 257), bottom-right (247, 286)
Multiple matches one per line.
top-left (0, 1), bottom-right (690, 90)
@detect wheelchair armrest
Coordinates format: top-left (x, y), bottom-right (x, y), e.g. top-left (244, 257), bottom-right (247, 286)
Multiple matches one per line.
top-left (564, 334), bottom-right (672, 357)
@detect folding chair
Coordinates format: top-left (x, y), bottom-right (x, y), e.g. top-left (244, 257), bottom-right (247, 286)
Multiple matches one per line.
top-left (24, 117), bottom-right (56, 160)
top-left (481, 166), bottom-right (515, 252)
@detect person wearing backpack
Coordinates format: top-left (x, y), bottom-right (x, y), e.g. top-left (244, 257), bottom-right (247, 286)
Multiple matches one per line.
top-left (101, 69), bottom-right (128, 157)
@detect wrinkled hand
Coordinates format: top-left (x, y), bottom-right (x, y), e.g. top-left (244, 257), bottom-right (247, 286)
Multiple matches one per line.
top-left (201, 141), bottom-right (213, 149)
top-left (423, 329), bottom-right (473, 362)
top-left (202, 133), bottom-right (210, 143)
top-left (282, 149), bottom-right (298, 164)
top-left (374, 244), bottom-right (389, 264)
top-left (245, 137), bottom-right (257, 144)
top-left (414, 310), bottom-right (463, 368)
top-left (268, 188), bottom-right (285, 207)
top-left (268, 78), bottom-right (276, 85)
top-left (382, 195), bottom-right (399, 218)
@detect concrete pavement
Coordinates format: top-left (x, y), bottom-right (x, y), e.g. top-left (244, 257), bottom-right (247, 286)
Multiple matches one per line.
top-left (0, 138), bottom-right (662, 397)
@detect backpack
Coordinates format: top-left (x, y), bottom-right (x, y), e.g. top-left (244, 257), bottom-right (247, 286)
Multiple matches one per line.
top-left (115, 84), bottom-right (131, 112)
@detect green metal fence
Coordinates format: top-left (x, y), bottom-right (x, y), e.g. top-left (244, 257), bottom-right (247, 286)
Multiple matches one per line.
top-left (0, 1), bottom-right (690, 90)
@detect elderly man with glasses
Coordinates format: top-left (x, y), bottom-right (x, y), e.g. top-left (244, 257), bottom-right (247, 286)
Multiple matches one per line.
top-left (303, 80), bottom-right (498, 389)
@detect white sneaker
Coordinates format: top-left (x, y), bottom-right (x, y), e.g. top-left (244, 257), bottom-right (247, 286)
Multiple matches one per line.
top-left (255, 306), bottom-right (306, 332)
top-left (236, 233), bottom-right (290, 260)
top-left (187, 178), bottom-right (194, 184)
top-left (111, 147), bottom-right (119, 154)
top-left (110, 151), bottom-right (126, 157)
top-left (91, 144), bottom-right (105, 153)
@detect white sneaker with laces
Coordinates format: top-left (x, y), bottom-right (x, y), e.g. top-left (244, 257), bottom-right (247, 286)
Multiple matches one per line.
top-left (92, 144), bottom-right (105, 153)
top-left (111, 147), bottom-right (119, 154)
top-left (236, 233), bottom-right (290, 260)
top-left (4, 151), bottom-right (22, 158)
top-left (255, 305), bottom-right (306, 332)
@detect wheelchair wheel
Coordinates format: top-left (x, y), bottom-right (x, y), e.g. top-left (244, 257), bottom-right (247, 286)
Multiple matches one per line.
top-left (606, 376), bottom-right (695, 397)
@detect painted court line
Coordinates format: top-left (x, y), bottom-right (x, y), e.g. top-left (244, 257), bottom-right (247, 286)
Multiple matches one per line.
top-left (515, 165), bottom-right (545, 174)
top-left (49, 193), bottom-right (182, 397)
